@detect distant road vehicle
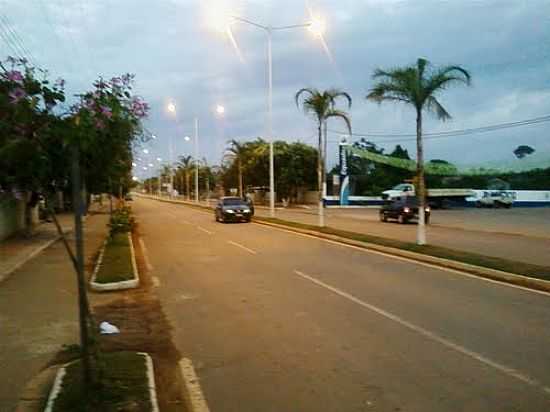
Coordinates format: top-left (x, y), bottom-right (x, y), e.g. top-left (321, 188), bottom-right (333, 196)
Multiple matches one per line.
top-left (215, 197), bottom-right (253, 223)
top-left (475, 191), bottom-right (514, 208)
top-left (124, 193), bottom-right (133, 201)
top-left (379, 196), bottom-right (431, 224)
top-left (382, 183), bottom-right (473, 208)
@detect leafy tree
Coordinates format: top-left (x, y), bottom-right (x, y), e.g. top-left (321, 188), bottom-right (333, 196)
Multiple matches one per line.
top-left (0, 57), bottom-right (67, 234)
top-left (367, 58), bottom-right (471, 245)
top-left (176, 155), bottom-right (193, 199)
top-left (513, 145), bottom-right (535, 159)
top-left (224, 139), bottom-right (249, 197)
top-left (295, 88), bottom-right (352, 226)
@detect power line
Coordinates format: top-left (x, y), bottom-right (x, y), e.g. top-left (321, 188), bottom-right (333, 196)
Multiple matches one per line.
top-left (328, 114), bottom-right (550, 143)
top-left (0, 14), bottom-right (39, 67)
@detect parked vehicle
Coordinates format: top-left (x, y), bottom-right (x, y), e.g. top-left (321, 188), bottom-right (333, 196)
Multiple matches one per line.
top-left (124, 193), bottom-right (133, 201)
top-left (379, 196), bottom-right (431, 224)
top-left (215, 197), bottom-right (253, 223)
top-left (475, 191), bottom-right (514, 208)
top-left (382, 183), bottom-right (473, 208)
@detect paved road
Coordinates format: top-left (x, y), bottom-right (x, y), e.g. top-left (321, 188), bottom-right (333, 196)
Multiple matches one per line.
top-left (254, 206), bottom-right (550, 267)
top-left (135, 198), bottom-right (550, 412)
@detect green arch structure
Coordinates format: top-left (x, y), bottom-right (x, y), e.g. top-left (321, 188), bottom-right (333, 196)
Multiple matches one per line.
top-left (348, 146), bottom-right (550, 176)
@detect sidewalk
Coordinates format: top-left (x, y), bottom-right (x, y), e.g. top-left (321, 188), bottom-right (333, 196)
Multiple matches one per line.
top-left (0, 214), bottom-right (74, 284)
top-left (0, 210), bottom-right (110, 412)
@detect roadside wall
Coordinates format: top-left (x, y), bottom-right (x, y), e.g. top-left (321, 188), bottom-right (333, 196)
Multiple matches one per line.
top-left (0, 194), bottom-right (20, 241)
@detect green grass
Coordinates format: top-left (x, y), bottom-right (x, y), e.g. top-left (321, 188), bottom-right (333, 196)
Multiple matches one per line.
top-left (95, 233), bottom-right (134, 284)
top-left (52, 351), bottom-right (151, 412)
top-left (254, 216), bottom-right (550, 283)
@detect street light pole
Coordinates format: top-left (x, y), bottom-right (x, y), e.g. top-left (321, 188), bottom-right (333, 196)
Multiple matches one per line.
top-left (225, 16), bottom-right (320, 217)
top-left (267, 28), bottom-right (274, 216)
top-left (194, 117), bottom-right (199, 203)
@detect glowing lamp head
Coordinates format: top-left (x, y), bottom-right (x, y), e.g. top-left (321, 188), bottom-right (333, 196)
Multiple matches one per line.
top-left (216, 104), bottom-right (225, 115)
top-left (184, 136), bottom-right (191, 142)
top-left (308, 16), bottom-right (325, 37)
top-left (167, 102), bottom-right (176, 113)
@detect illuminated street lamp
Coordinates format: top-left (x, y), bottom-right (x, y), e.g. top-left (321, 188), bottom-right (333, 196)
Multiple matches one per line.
top-left (216, 104), bottom-right (225, 115)
top-left (212, 11), bottom-right (326, 216)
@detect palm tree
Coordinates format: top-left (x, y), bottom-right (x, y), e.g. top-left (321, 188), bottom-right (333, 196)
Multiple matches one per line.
top-left (367, 58), bottom-right (471, 245)
top-left (225, 139), bottom-right (248, 197)
top-left (295, 88), bottom-right (352, 227)
top-left (177, 155), bottom-right (193, 200)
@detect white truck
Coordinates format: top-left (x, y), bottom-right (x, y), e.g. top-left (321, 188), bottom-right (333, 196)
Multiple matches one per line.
top-left (382, 183), bottom-right (474, 208)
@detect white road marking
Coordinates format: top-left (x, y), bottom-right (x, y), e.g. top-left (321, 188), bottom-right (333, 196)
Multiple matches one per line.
top-left (253, 223), bottom-right (550, 298)
top-left (179, 358), bottom-right (210, 412)
top-left (139, 237), bottom-right (153, 271)
top-left (197, 226), bottom-right (213, 235)
top-left (294, 269), bottom-right (550, 396)
top-left (227, 240), bottom-right (257, 255)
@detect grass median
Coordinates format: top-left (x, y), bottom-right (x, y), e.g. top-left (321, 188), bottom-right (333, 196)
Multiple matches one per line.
top-left (51, 351), bottom-right (151, 412)
top-left (95, 233), bottom-right (134, 284)
top-left (254, 216), bottom-right (550, 283)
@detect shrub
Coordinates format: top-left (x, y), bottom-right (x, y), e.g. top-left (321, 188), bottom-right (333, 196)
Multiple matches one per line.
top-left (108, 206), bottom-right (134, 235)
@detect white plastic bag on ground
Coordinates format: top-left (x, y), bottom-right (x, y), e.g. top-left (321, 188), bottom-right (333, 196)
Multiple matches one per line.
top-left (99, 321), bottom-right (120, 334)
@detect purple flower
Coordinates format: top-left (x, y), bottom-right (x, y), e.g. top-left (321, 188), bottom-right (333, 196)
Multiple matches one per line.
top-left (94, 79), bottom-right (107, 89)
top-left (9, 87), bottom-right (27, 103)
top-left (6, 70), bottom-right (24, 83)
top-left (100, 105), bottom-right (113, 118)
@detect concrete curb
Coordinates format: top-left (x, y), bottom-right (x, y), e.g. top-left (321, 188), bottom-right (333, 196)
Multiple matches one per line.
top-left (253, 219), bottom-right (550, 294)
top-left (139, 352), bottom-right (160, 412)
top-left (43, 366), bottom-right (66, 412)
top-left (0, 230), bottom-right (72, 285)
top-left (179, 358), bottom-right (210, 412)
top-left (90, 233), bottom-right (140, 291)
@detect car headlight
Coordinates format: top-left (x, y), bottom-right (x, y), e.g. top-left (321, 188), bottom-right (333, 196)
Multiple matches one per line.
top-left (243, 209), bottom-right (251, 213)
top-left (403, 207), bottom-right (410, 213)
top-left (425, 207), bottom-right (431, 212)
top-left (225, 209), bottom-right (235, 214)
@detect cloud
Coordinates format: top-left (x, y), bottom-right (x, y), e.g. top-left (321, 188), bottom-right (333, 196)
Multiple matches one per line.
top-left (1, 0), bottom-right (549, 176)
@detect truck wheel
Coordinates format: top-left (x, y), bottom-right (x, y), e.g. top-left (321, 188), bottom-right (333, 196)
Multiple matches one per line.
top-left (380, 212), bottom-right (387, 222)
top-left (398, 214), bottom-right (406, 224)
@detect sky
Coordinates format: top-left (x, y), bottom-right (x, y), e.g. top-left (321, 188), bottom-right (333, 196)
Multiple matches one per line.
top-left (2, 0), bottom-right (550, 179)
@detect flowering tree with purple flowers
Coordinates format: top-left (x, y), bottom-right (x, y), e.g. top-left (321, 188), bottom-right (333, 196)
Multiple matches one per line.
top-left (0, 57), bottom-right (68, 235)
top-left (70, 73), bottom-right (149, 198)
top-left (1, 56), bottom-right (150, 395)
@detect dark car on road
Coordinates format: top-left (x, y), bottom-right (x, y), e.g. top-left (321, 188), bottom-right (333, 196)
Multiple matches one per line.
top-left (379, 196), bottom-right (431, 224)
top-left (215, 197), bottom-right (253, 223)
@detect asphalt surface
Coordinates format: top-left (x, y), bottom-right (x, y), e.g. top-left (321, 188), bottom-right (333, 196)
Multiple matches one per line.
top-left (254, 206), bottom-right (550, 267)
top-left (135, 198), bottom-right (550, 412)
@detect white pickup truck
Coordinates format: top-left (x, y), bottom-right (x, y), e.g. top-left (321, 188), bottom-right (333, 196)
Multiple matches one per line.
top-left (382, 183), bottom-right (474, 208)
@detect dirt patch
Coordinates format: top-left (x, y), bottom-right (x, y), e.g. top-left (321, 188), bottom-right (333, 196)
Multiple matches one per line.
top-left (90, 226), bottom-right (187, 412)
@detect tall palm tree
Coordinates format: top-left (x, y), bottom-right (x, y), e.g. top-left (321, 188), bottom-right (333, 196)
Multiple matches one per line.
top-left (225, 139), bottom-right (248, 197)
top-left (367, 58), bottom-right (471, 245)
top-left (177, 155), bottom-right (193, 200)
top-left (295, 88), bottom-right (352, 227)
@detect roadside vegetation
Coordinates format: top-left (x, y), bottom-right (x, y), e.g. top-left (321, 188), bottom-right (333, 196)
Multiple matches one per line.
top-left (51, 351), bottom-right (151, 412)
top-left (95, 206), bottom-right (136, 284)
